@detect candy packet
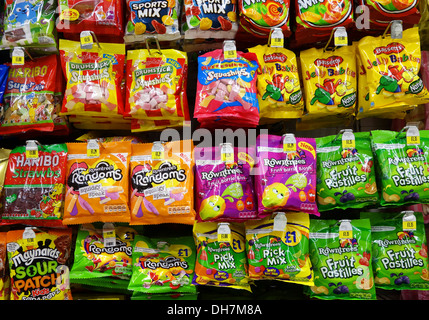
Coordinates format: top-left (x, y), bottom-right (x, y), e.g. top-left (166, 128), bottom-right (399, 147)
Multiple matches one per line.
top-left (316, 131), bottom-right (379, 212)
top-left (254, 134), bottom-right (319, 216)
top-left (193, 221), bottom-right (250, 291)
top-left (358, 27), bottom-right (429, 110)
top-left (63, 141), bottom-right (131, 225)
top-left (371, 129), bottom-right (429, 206)
top-left (131, 118), bottom-right (187, 133)
top-left (1, 55), bottom-right (58, 135)
top-left (124, 0), bottom-right (181, 43)
top-left (308, 219), bottom-right (376, 300)
top-left (7, 227), bottom-right (73, 300)
top-left (245, 212), bottom-right (313, 286)
top-left (0, 64), bottom-right (9, 105)
top-left (248, 44), bottom-right (304, 121)
top-left (130, 140), bottom-right (195, 225)
top-left (2, 143), bottom-right (68, 227)
top-left (194, 48), bottom-right (260, 128)
top-left (300, 44), bottom-right (357, 119)
top-left (0, 232), bottom-right (10, 300)
top-left (128, 235), bottom-right (196, 294)
top-left (360, 211), bottom-right (429, 290)
top-left (182, 0), bottom-right (238, 39)
top-left (194, 145), bottom-right (258, 222)
top-left (59, 39), bottom-right (126, 118)
top-left (0, 148), bottom-right (11, 209)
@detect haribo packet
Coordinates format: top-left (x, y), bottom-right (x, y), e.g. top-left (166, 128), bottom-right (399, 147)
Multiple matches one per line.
top-left (248, 44), bottom-right (304, 121)
top-left (360, 211), bottom-right (429, 290)
top-left (129, 140), bottom-right (195, 225)
top-left (194, 49), bottom-right (260, 128)
top-left (194, 145), bottom-right (258, 222)
top-left (7, 227), bottom-right (73, 300)
top-left (193, 221), bottom-right (250, 291)
top-left (59, 39), bottom-right (126, 118)
top-left (63, 141), bottom-right (131, 225)
top-left (371, 129), bottom-right (429, 206)
top-left (308, 219), bottom-right (376, 300)
top-left (128, 235), bottom-right (196, 294)
top-left (316, 131), bottom-right (379, 211)
top-left (254, 134), bottom-right (319, 216)
top-left (245, 211), bottom-right (314, 286)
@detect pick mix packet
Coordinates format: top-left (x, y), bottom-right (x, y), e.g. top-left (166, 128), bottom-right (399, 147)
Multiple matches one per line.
top-left (360, 211), bottom-right (429, 290)
top-left (194, 146), bottom-right (258, 222)
top-left (6, 227), bottom-right (73, 300)
top-left (254, 134), bottom-right (319, 216)
top-left (194, 49), bottom-right (260, 128)
top-left (316, 132), bottom-right (379, 212)
top-left (245, 212), bottom-right (314, 286)
top-left (248, 45), bottom-right (304, 120)
top-left (129, 140), bottom-right (195, 225)
top-left (193, 222), bottom-right (250, 291)
top-left (59, 39), bottom-right (126, 118)
top-left (308, 219), bottom-right (376, 300)
top-left (63, 141), bottom-right (132, 225)
top-left (371, 129), bottom-right (429, 207)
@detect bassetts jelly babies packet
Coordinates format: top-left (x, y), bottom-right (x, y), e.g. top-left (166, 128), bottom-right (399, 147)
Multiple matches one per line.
top-left (63, 141), bottom-right (131, 225)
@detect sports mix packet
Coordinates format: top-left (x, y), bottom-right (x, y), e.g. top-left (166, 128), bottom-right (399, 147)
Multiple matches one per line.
top-left (361, 211), bottom-right (429, 290)
top-left (308, 219), bottom-right (376, 300)
top-left (254, 134), bottom-right (319, 216)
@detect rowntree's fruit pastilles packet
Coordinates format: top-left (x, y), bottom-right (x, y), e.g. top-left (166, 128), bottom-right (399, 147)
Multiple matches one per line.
top-left (308, 219), bottom-right (376, 300)
top-left (129, 140), bottom-right (195, 225)
top-left (195, 145), bottom-right (257, 222)
top-left (245, 212), bottom-right (313, 286)
top-left (358, 27), bottom-right (429, 110)
top-left (193, 222), bottom-right (250, 291)
top-left (255, 134), bottom-right (319, 216)
top-left (316, 131), bottom-right (379, 212)
top-left (59, 39), bottom-right (126, 118)
top-left (361, 211), bottom-right (429, 290)
top-left (128, 235), bottom-right (196, 294)
top-left (63, 141), bottom-right (131, 225)
top-left (300, 44), bottom-right (357, 119)
top-left (248, 45), bottom-right (304, 121)
top-left (371, 129), bottom-right (429, 207)
top-left (7, 227), bottom-right (73, 300)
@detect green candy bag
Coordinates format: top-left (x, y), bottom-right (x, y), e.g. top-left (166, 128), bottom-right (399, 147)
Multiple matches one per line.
top-left (308, 219), bottom-right (376, 300)
top-left (361, 211), bottom-right (429, 290)
top-left (128, 235), bottom-right (197, 294)
top-left (371, 129), bottom-right (429, 206)
top-left (316, 131), bottom-right (379, 211)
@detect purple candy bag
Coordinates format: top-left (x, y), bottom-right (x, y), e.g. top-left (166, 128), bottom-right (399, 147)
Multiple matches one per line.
top-left (255, 134), bottom-right (319, 216)
top-left (195, 145), bottom-right (258, 222)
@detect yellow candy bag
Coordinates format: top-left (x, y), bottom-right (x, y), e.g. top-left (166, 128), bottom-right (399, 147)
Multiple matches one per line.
top-left (248, 45), bottom-right (304, 121)
top-left (300, 44), bottom-right (357, 118)
top-left (358, 27), bottom-right (429, 110)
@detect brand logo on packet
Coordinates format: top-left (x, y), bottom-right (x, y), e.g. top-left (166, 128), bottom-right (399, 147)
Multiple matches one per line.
top-left (87, 238), bottom-right (133, 256)
top-left (373, 43), bottom-right (405, 56)
top-left (68, 161), bottom-right (123, 188)
top-left (314, 56), bottom-right (344, 68)
top-left (263, 53), bottom-right (288, 63)
top-left (142, 255), bottom-right (189, 270)
top-left (132, 162), bottom-right (186, 188)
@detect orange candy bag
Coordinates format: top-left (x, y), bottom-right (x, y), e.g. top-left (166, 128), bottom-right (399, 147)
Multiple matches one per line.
top-left (63, 141), bottom-right (131, 225)
top-left (129, 140), bottom-right (195, 225)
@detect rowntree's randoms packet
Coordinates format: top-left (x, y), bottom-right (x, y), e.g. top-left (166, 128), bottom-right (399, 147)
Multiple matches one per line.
top-left (128, 235), bottom-right (196, 294)
top-left (248, 45), bottom-right (304, 121)
top-left (361, 211), bottom-right (429, 290)
top-left (59, 39), bottom-right (126, 118)
top-left (63, 141), bottom-right (131, 225)
top-left (316, 131), bottom-right (379, 212)
top-left (194, 49), bottom-right (260, 128)
top-left (300, 44), bottom-right (357, 119)
top-left (245, 212), bottom-right (313, 286)
top-left (255, 134), bottom-right (319, 216)
top-left (308, 219), bottom-right (376, 300)
top-left (358, 28), bottom-right (429, 110)
top-left (195, 145), bottom-right (257, 222)
top-left (129, 140), bottom-right (195, 225)
top-left (7, 227), bottom-right (73, 300)
top-left (193, 222), bottom-right (250, 291)
top-left (371, 129), bottom-right (429, 206)
top-left (2, 143), bottom-right (68, 227)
